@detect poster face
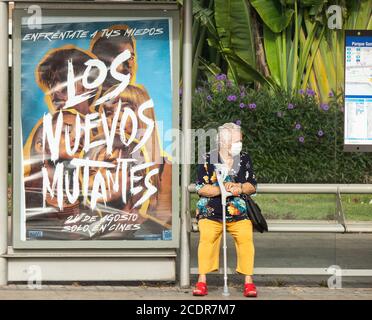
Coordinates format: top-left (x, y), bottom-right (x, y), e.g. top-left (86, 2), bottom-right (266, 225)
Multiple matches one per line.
top-left (344, 31), bottom-right (372, 147)
top-left (19, 16), bottom-right (175, 242)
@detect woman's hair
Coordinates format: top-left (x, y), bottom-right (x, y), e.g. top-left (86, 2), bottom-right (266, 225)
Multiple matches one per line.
top-left (218, 122), bottom-right (241, 131)
top-left (217, 122), bottom-right (242, 144)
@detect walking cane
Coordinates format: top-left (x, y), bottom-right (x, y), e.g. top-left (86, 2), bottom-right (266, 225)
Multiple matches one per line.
top-left (215, 164), bottom-right (232, 297)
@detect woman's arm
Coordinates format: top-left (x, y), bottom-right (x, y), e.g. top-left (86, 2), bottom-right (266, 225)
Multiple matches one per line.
top-left (241, 182), bottom-right (256, 195)
top-left (197, 184), bottom-right (221, 197)
top-left (195, 155), bottom-right (222, 197)
top-left (224, 182), bottom-right (255, 195)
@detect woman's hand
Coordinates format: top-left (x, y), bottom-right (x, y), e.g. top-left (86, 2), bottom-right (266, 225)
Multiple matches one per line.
top-left (224, 182), bottom-right (242, 193)
top-left (224, 182), bottom-right (235, 191)
top-left (229, 186), bottom-right (242, 196)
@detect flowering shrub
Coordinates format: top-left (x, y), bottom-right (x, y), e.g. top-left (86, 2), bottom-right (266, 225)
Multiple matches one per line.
top-left (190, 74), bottom-right (372, 183)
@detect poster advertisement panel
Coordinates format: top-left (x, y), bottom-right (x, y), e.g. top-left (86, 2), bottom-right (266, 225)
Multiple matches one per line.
top-left (13, 8), bottom-right (179, 247)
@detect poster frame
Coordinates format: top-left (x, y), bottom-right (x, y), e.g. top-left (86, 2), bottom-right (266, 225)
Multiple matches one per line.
top-left (12, 3), bottom-right (180, 249)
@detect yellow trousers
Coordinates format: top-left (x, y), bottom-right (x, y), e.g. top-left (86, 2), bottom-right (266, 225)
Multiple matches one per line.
top-left (197, 218), bottom-right (255, 275)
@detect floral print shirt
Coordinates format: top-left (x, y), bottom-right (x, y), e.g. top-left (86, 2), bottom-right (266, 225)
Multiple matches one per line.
top-left (195, 151), bottom-right (257, 223)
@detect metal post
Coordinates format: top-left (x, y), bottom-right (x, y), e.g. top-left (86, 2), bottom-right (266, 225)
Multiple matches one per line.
top-left (221, 198), bottom-right (229, 296)
top-left (180, 0), bottom-right (192, 288)
top-left (215, 165), bottom-right (231, 296)
top-left (0, 0), bottom-right (8, 286)
top-left (335, 187), bottom-right (347, 232)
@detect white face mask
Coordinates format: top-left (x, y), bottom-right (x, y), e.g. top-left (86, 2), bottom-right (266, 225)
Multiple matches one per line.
top-left (230, 142), bottom-right (242, 156)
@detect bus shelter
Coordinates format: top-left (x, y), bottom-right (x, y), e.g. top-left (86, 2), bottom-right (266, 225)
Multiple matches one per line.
top-left (0, 0), bottom-right (193, 286)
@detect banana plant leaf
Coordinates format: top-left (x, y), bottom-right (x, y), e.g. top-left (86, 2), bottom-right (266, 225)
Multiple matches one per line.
top-left (250, 0), bottom-right (294, 33)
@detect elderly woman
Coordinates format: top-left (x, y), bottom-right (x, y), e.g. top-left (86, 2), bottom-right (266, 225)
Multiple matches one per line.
top-left (192, 122), bottom-right (258, 298)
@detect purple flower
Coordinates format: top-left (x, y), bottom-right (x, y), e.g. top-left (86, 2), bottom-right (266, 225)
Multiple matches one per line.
top-left (236, 120), bottom-right (242, 126)
top-left (239, 103), bottom-right (245, 109)
top-left (240, 91), bottom-right (246, 98)
top-left (299, 89), bottom-right (305, 95)
top-left (206, 95), bottom-right (213, 101)
top-left (227, 95), bottom-right (237, 102)
top-left (288, 103), bottom-right (294, 110)
top-left (329, 91), bottom-right (334, 97)
top-left (298, 136), bottom-right (305, 143)
top-left (217, 83), bottom-right (223, 92)
top-left (321, 103), bottom-right (329, 111)
top-left (317, 130), bottom-right (324, 137)
top-left (295, 123), bottom-right (301, 130)
top-left (306, 88), bottom-right (315, 96)
top-left (226, 80), bottom-right (233, 87)
top-left (216, 73), bottom-right (227, 81)
top-left (248, 103), bottom-right (257, 109)
top-left (277, 111), bottom-right (283, 118)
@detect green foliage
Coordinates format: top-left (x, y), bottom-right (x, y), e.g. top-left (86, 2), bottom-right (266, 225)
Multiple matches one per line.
top-left (193, 0), bottom-right (273, 87)
top-left (190, 0), bottom-right (372, 103)
top-left (250, 0), bottom-right (294, 32)
top-left (191, 75), bottom-right (372, 183)
top-left (214, 0), bottom-right (256, 82)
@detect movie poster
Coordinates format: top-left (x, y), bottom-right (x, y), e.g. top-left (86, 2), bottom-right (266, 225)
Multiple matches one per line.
top-left (20, 17), bottom-right (174, 241)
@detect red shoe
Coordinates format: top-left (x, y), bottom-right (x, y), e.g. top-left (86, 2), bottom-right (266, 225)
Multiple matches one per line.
top-left (243, 283), bottom-right (257, 297)
top-left (192, 282), bottom-right (208, 296)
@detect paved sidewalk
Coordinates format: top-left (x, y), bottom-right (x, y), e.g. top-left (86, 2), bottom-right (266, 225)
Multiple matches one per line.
top-left (0, 283), bottom-right (371, 300)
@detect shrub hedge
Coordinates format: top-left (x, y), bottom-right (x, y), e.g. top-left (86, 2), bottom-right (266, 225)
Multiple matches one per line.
top-left (189, 75), bottom-right (372, 184)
